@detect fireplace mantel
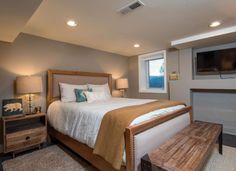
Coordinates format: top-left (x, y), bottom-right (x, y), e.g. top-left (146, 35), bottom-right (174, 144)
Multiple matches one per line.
top-left (169, 79), bottom-right (236, 105)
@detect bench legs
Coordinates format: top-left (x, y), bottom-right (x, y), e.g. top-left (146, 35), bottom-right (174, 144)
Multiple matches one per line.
top-left (219, 130), bottom-right (223, 155)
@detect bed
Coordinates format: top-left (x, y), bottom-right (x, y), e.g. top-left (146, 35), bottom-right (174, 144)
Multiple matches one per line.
top-left (47, 69), bottom-right (192, 171)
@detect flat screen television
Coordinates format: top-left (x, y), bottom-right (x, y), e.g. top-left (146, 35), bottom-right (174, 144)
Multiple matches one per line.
top-left (197, 47), bottom-right (236, 75)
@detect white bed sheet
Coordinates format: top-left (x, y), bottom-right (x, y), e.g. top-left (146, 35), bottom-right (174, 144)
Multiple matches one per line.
top-left (47, 98), bottom-right (185, 149)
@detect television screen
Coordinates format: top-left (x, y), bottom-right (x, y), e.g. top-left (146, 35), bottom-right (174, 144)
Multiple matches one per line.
top-left (197, 47), bottom-right (236, 74)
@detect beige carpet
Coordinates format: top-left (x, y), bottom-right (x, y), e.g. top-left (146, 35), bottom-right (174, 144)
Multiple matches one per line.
top-left (2, 145), bottom-right (97, 171)
top-left (203, 145), bottom-right (236, 171)
top-left (2, 145), bottom-right (236, 171)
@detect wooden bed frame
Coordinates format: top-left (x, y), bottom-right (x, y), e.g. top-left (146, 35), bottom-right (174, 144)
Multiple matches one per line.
top-left (47, 69), bottom-right (192, 171)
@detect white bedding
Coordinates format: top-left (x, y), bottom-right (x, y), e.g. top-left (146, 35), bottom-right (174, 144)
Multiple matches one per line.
top-left (47, 98), bottom-right (185, 149)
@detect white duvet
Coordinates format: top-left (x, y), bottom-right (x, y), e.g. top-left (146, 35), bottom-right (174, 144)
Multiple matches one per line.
top-left (47, 98), bottom-right (185, 149)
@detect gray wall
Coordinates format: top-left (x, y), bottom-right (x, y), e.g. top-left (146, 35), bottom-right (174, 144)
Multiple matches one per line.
top-left (169, 45), bottom-right (236, 135)
top-left (170, 46), bottom-right (236, 105)
top-left (128, 51), bottom-right (179, 99)
top-left (0, 33), bottom-right (129, 115)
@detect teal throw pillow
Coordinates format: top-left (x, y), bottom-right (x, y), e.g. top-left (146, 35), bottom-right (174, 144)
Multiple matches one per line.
top-left (74, 88), bottom-right (92, 102)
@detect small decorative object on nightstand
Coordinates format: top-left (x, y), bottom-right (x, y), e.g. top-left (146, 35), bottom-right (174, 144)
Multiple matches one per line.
top-left (2, 98), bottom-right (24, 118)
top-left (2, 113), bottom-right (47, 158)
top-left (116, 78), bottom-right (129, 97)
top-left (16, 76), bottom-right (43, 114)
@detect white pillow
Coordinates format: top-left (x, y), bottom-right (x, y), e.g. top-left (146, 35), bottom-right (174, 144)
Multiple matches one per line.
top-left (88, 83), bottom-right (111, 99)
top-left (59, 83), bottom-right (87, 102)
top-left (84, 91), bottom-right (108, 103)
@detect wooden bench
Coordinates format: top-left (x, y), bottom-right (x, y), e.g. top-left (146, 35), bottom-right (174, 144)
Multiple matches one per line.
top-left (141, 121), bottom-right (223, 171)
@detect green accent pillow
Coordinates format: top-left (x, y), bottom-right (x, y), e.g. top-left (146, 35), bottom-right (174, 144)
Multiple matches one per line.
top-left (74, 88), bottom-right (92, 102)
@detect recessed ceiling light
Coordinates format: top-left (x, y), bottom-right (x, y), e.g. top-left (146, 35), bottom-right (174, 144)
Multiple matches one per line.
top-left (67, 20), bottom-right (77, 27)
top-left (209, 21), bottom-right (221, 28)
top-left (134, 44), bottom-right (140, 48)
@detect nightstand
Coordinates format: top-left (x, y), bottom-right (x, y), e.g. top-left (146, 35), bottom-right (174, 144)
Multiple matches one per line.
top-left (2, 113), bottom-right (47, 157)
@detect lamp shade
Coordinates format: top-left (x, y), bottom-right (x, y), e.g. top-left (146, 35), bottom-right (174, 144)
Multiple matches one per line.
top-left (16, 76), bottom-right (43, 94)
top-left (116, 78), bottom-right (129, 89)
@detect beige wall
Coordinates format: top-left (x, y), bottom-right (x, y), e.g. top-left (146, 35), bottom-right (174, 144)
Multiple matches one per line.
top-left (128, 51), bottom-right (179, 99)
top-left (0, 33), bottom-right (129, 115)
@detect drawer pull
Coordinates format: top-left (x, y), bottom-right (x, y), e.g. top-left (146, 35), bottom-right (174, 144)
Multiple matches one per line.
top-left (25, 136), bottom-right (30, 141)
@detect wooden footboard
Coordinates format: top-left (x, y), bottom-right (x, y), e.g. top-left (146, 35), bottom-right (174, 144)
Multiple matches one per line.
top-left (125, 106), bottom-right (192, 171)
top-left (48, 106), bottom-right (192, 171)
top-left (48, 126), bottom-right (125, 171)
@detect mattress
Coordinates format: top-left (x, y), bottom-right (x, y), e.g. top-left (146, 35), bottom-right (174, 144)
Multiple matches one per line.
top-left (47, 98), bottom-right (185, 149)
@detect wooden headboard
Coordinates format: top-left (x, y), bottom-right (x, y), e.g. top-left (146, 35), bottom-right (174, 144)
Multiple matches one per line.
top-left (47, 69), bottom-right (112, 106)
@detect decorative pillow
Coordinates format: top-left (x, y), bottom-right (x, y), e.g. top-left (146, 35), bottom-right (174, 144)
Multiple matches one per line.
top-left (74, 88), bottom-right (92, 102)
top-left (59, 83), bottom-right (88, 102)
top-left (88, 83), bottom-right (111, 99)
top-left (84, 91), bottom-right (108, 103)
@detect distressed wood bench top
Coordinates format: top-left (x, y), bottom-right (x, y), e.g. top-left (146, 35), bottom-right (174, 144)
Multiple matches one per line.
top-left (142, 121), bottom-right (223, 171)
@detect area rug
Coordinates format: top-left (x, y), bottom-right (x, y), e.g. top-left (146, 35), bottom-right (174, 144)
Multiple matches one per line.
top-left (2, 145), bottom-right (97, 171)
top-left (2, 145), bottom-right (236, 171)
top-left (203, 145), bottom-right (236, 171)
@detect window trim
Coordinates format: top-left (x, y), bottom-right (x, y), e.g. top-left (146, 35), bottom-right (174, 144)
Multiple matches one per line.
top-left (138, 50), bottom-right (167, 93)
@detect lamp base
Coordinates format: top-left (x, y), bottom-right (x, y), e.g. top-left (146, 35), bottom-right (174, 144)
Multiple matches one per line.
top-left (120, 89), bottom-right (126, 98)
top-left (28, 93), bottom-right (32, 114)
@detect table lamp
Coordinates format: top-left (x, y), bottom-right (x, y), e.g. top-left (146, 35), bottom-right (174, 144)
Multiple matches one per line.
top-left (16, 76), bottom-right (43, 114)
top-left (116, 78), bottom-right (129, 97)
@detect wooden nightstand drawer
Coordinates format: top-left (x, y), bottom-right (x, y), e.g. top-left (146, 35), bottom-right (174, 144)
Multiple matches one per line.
top-left (6, 127), bottom-right (46, 152)
top-left (2, 113), bottom-right (47, 156)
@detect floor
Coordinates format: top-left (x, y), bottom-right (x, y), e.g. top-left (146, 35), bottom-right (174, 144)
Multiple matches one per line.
top-left (0, 143), bottom-right (54, 171)
top-left (0, 133), bottom-right (235, 171)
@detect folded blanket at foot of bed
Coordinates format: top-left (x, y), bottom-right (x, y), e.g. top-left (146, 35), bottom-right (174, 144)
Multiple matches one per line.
top-left (93, 100), bottom-right (185, 170)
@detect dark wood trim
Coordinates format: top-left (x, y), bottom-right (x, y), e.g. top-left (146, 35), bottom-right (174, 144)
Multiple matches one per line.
top-left (191, 88), bottom-right (236, 93)
top-left (219, 130), bottom-right (223, 154)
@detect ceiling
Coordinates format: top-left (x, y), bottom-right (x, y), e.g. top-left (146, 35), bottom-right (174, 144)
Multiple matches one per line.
top-left (0, 0), bottom-right (42, 42)
top-left (3, 0), bottom-right (236, 56)
top-left (172, 26), bottom-right (236, 49)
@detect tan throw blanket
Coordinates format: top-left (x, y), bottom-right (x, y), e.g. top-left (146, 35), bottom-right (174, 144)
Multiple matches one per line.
top-left (93, 100), bottom-right (185, 170)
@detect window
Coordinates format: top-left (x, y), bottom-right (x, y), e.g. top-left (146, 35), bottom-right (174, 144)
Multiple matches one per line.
top-left (138, 50), bottom-right (167, 93)
top-left (148, 58), bottom-right (165, 89)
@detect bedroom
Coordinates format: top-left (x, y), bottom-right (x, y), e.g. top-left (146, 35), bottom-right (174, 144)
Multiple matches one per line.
top-left (0, 0), bottom-right (236, 171)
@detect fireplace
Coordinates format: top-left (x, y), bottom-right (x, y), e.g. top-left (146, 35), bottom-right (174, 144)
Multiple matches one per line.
top-left (191, 89), bottom-right (236, 135)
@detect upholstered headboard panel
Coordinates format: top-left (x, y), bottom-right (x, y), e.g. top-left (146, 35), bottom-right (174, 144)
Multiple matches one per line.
top-left (47, 70), bottom-right (112, 105)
